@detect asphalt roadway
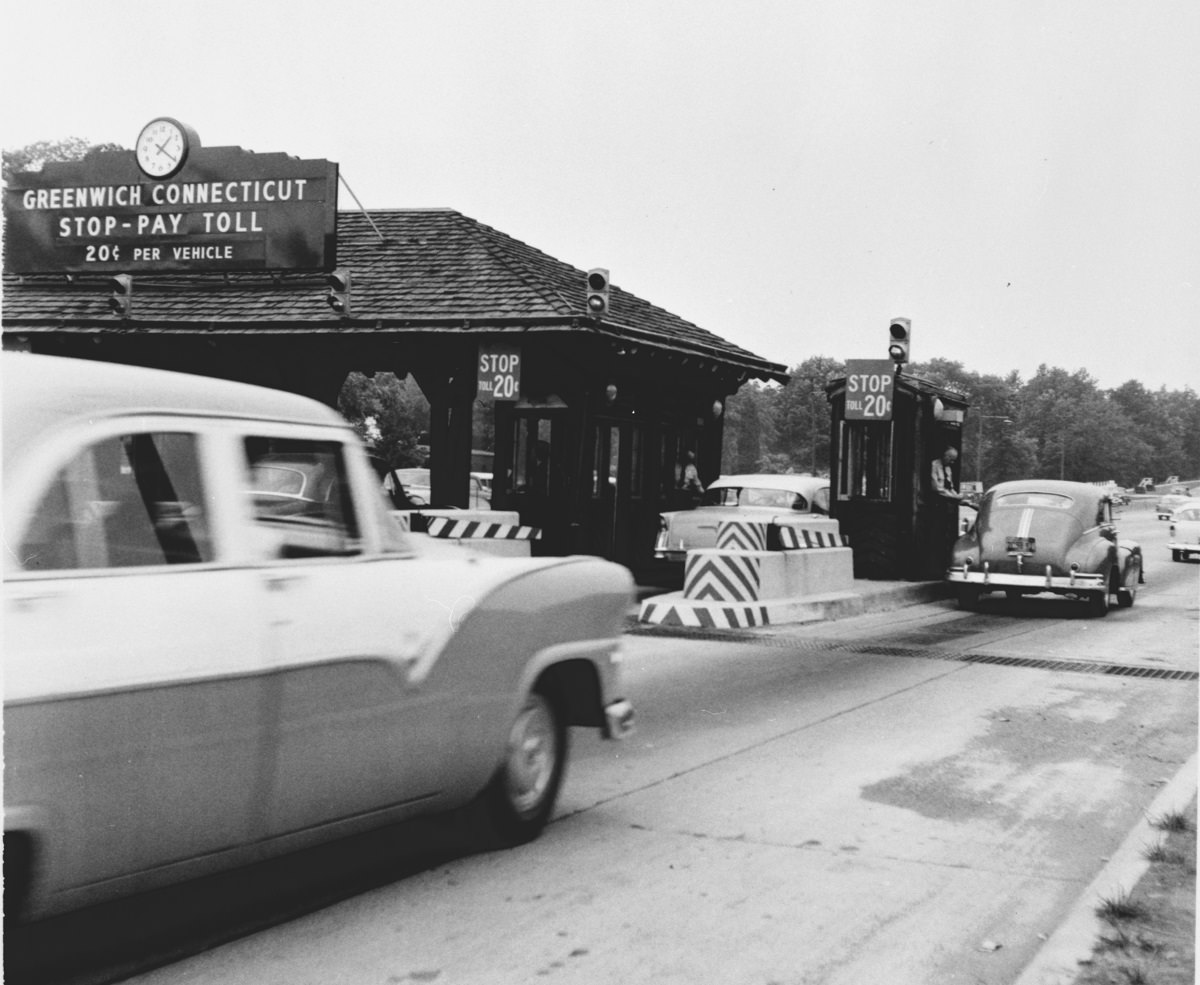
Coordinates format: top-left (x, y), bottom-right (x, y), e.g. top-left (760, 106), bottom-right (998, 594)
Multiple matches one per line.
top-left (9, 505), bottom-right (1195, 985)
top-left (626, 507), bottom-right (1197, 985)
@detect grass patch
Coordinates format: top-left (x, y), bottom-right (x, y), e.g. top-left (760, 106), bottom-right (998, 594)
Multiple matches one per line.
top-left (1074, 795), bottom-right (1196, 985)
top-left (1151, 808), bottom-right (1191, 833)
top-left (1096, 890), bottom-right (1146, 922)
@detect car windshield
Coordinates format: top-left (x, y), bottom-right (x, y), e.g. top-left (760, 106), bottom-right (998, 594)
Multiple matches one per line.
top-left (703, 486), bottom-right (808, 510)
top-left (994, 492), bottom-right (1074, 509)
top-left (1176, 508), bottom-right (1200, 522)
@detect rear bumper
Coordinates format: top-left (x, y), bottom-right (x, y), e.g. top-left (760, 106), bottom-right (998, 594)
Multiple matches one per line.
top-left (946, 563), bottom-right (1105, 592)
top-left (1168, 542), bottom-right (1200, 559)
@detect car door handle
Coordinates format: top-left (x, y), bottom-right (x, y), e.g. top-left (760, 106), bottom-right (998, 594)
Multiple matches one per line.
top-left (265, 573), bottom-right (303, 591)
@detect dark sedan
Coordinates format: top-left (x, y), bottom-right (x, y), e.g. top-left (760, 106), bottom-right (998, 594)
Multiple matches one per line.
top-left (946, 479), bottom-right (1143, 617)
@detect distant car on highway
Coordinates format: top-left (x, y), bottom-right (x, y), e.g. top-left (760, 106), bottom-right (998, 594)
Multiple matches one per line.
top-left (1154, 489), bottom-right (1192, 520)
top-left (654, 473), bottom-right (829, 563)
top-left (1168, 505), bottom-right (1200, 562)
top-left (3, 354), bottom-right (633, 922)
top-left (946, 479), bottom-right (1143, 616)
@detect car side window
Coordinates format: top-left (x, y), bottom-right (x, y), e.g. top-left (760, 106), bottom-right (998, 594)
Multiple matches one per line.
top-left (19, 431), bottom-right (212, 572)
top-left (243, 436), bottom-right (361, 558)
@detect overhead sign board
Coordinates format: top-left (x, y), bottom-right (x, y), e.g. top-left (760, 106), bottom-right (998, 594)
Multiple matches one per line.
top-left (844, 359), bottom-right (895, 421)
top-left (4, 139), bottom-right (338, 274)
top-left (477, 343), bottom-right (522, 400)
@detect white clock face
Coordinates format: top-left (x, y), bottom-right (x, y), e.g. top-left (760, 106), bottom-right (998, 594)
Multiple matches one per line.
top-left (136, 119), bottom-right (189, 179)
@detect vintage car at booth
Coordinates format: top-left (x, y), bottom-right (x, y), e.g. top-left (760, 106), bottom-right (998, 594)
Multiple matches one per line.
top-left (653, 473), bottom-right (830, 563)
top-left (2, 354), bottom-right (634, 922)
top-left (1155, 489), bottom-right (1193, 520)
top-left (1168, 504), bottom-right (1200, 562)
top-left (946, 479), bottom-right (1143, 616)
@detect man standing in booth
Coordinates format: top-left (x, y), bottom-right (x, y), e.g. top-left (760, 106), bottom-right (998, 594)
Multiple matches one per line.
top-left (928, 446), bottom-right (962, 576)
top-left (931, 447), bottom-right (962, 504)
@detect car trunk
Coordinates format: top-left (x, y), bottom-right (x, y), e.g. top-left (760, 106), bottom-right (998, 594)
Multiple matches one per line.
top-left (978, 508), bottom-right (1084, 576)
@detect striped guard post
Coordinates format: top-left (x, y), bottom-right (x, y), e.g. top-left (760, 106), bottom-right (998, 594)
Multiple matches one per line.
top-left (776, 526), bottom-right (850, 550)
top-left (683, 552), bottom-right (763, 601)
top-left (639, 600), bottom-right (771, 629)
top-left (425, 516), bottom-right (542, 541)
top-left (716, 520), bottom-right (769, 552)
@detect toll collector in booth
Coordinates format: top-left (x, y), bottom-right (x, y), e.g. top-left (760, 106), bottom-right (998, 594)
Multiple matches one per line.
top-left (930, 446), bottom-right (962, 571)
top-left (931, 447), bottom-right (961, 503)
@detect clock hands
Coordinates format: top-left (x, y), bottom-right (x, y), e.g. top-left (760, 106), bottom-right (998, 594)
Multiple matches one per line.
top-left (154, 138), bottom-right (178, 164)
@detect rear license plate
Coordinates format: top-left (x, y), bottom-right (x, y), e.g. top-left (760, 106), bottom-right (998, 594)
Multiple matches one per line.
top-left (1006, 536), bottom-right (1035, 554)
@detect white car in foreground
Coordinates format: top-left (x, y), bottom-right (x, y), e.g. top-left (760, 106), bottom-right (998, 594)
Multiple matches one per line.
top-left (3, 354), bottom-right (634, 922)
top-left (654, 473), bottom-right (830, 562)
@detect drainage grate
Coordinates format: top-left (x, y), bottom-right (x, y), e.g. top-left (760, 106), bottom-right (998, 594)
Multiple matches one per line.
top-left (625, 623), bottom-right (1198, 682)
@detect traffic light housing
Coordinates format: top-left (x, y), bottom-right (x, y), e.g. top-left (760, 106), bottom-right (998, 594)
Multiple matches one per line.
top-left (586, 268), bottom-right (610, 318)
top-left (109, 274), bottom-right (133, 317)
top-left (326, 268), bottom-right (352, 316)
top-left (888, 317), bottom-right (911, 364)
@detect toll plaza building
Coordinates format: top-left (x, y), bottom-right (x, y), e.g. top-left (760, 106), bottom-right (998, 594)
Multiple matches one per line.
top-left (3, 206), bottom-right (787, 572)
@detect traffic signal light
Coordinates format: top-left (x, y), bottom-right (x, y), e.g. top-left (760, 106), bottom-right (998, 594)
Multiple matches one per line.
top-left (109, 274), bottom-right (133, 317)
top-left (888, 317), bottom-right (911, 364)
top-left (326, 268), bottom-right (352, 316)
top-left (586, 268), bottom-right (610, 318)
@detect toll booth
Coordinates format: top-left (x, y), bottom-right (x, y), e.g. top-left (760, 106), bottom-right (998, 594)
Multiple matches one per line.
top-left (826, 366), bottom-right (970, 580)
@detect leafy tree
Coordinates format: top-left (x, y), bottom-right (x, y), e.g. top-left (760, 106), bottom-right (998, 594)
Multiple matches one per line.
top-left (772, 355), bottom-right (844, 474)
top-left (721, 382), bottom-right (775, 473)
top-left (338, 372), bottom-right (429, 469)
top-left (3, 138), bottom-right (125, 182)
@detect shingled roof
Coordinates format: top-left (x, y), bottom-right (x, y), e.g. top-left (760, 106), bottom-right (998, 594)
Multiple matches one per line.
top-left (2, 209), bottom-right (788, 384)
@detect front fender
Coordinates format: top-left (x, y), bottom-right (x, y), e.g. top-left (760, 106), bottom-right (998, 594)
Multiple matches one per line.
top-left (421, 556), bottom-right (634, 799)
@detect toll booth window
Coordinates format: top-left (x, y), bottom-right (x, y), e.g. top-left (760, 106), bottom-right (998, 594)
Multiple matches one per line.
top-left (629, 426), bottom-right (643, 498)
top-left (513, 417), bottom-right (552, 496)
top-left (659, 431), bottom-right (680, 500)
top-left (20, 431), bottom-right (212, 571)
top-left (838, 421), bottom-right (894, 501)
top-left (590, 426), bottom-right (619, 498)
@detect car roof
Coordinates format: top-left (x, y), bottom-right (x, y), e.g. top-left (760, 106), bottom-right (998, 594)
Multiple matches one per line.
top-left (3, 353), bottom-right (347, 471)
top-left (709, 473), bottom-right (827, 492)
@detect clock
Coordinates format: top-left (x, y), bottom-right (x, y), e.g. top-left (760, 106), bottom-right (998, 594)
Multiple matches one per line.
top-left (135, 118), bottom-right (196, 179)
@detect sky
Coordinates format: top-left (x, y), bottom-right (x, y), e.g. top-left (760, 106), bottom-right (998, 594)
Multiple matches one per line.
top-left (3, 0), bottom-right (1198, 391)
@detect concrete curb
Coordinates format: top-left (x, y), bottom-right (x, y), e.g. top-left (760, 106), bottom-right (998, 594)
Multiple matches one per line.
top-left (1012, 752), bottom-right (1199, 985)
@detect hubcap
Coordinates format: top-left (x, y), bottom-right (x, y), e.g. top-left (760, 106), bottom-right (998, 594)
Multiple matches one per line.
top-left (505, 697), bottom-right (558, 818)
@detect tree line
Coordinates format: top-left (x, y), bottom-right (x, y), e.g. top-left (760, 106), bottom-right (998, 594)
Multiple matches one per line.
top-left (721, 356), bottom-right (1200, 490)
top-left (339, 357), bottom-right (1198, 493)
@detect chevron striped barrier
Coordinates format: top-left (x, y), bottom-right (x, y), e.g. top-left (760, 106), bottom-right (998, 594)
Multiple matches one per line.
top-left (716, 520), bottom-right (769, 552)
top-left (683, 552), bottom-right (763, 601)
top-left (639, 598), bottom-right (771, 629)
top-left (425, 517), bottom-right (542, 541)
top-left (776, 526), bottom-right (849, 550)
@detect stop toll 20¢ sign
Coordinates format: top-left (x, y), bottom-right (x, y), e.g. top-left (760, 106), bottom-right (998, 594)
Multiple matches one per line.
top-left (844, 359), bottom-right (895, 421)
